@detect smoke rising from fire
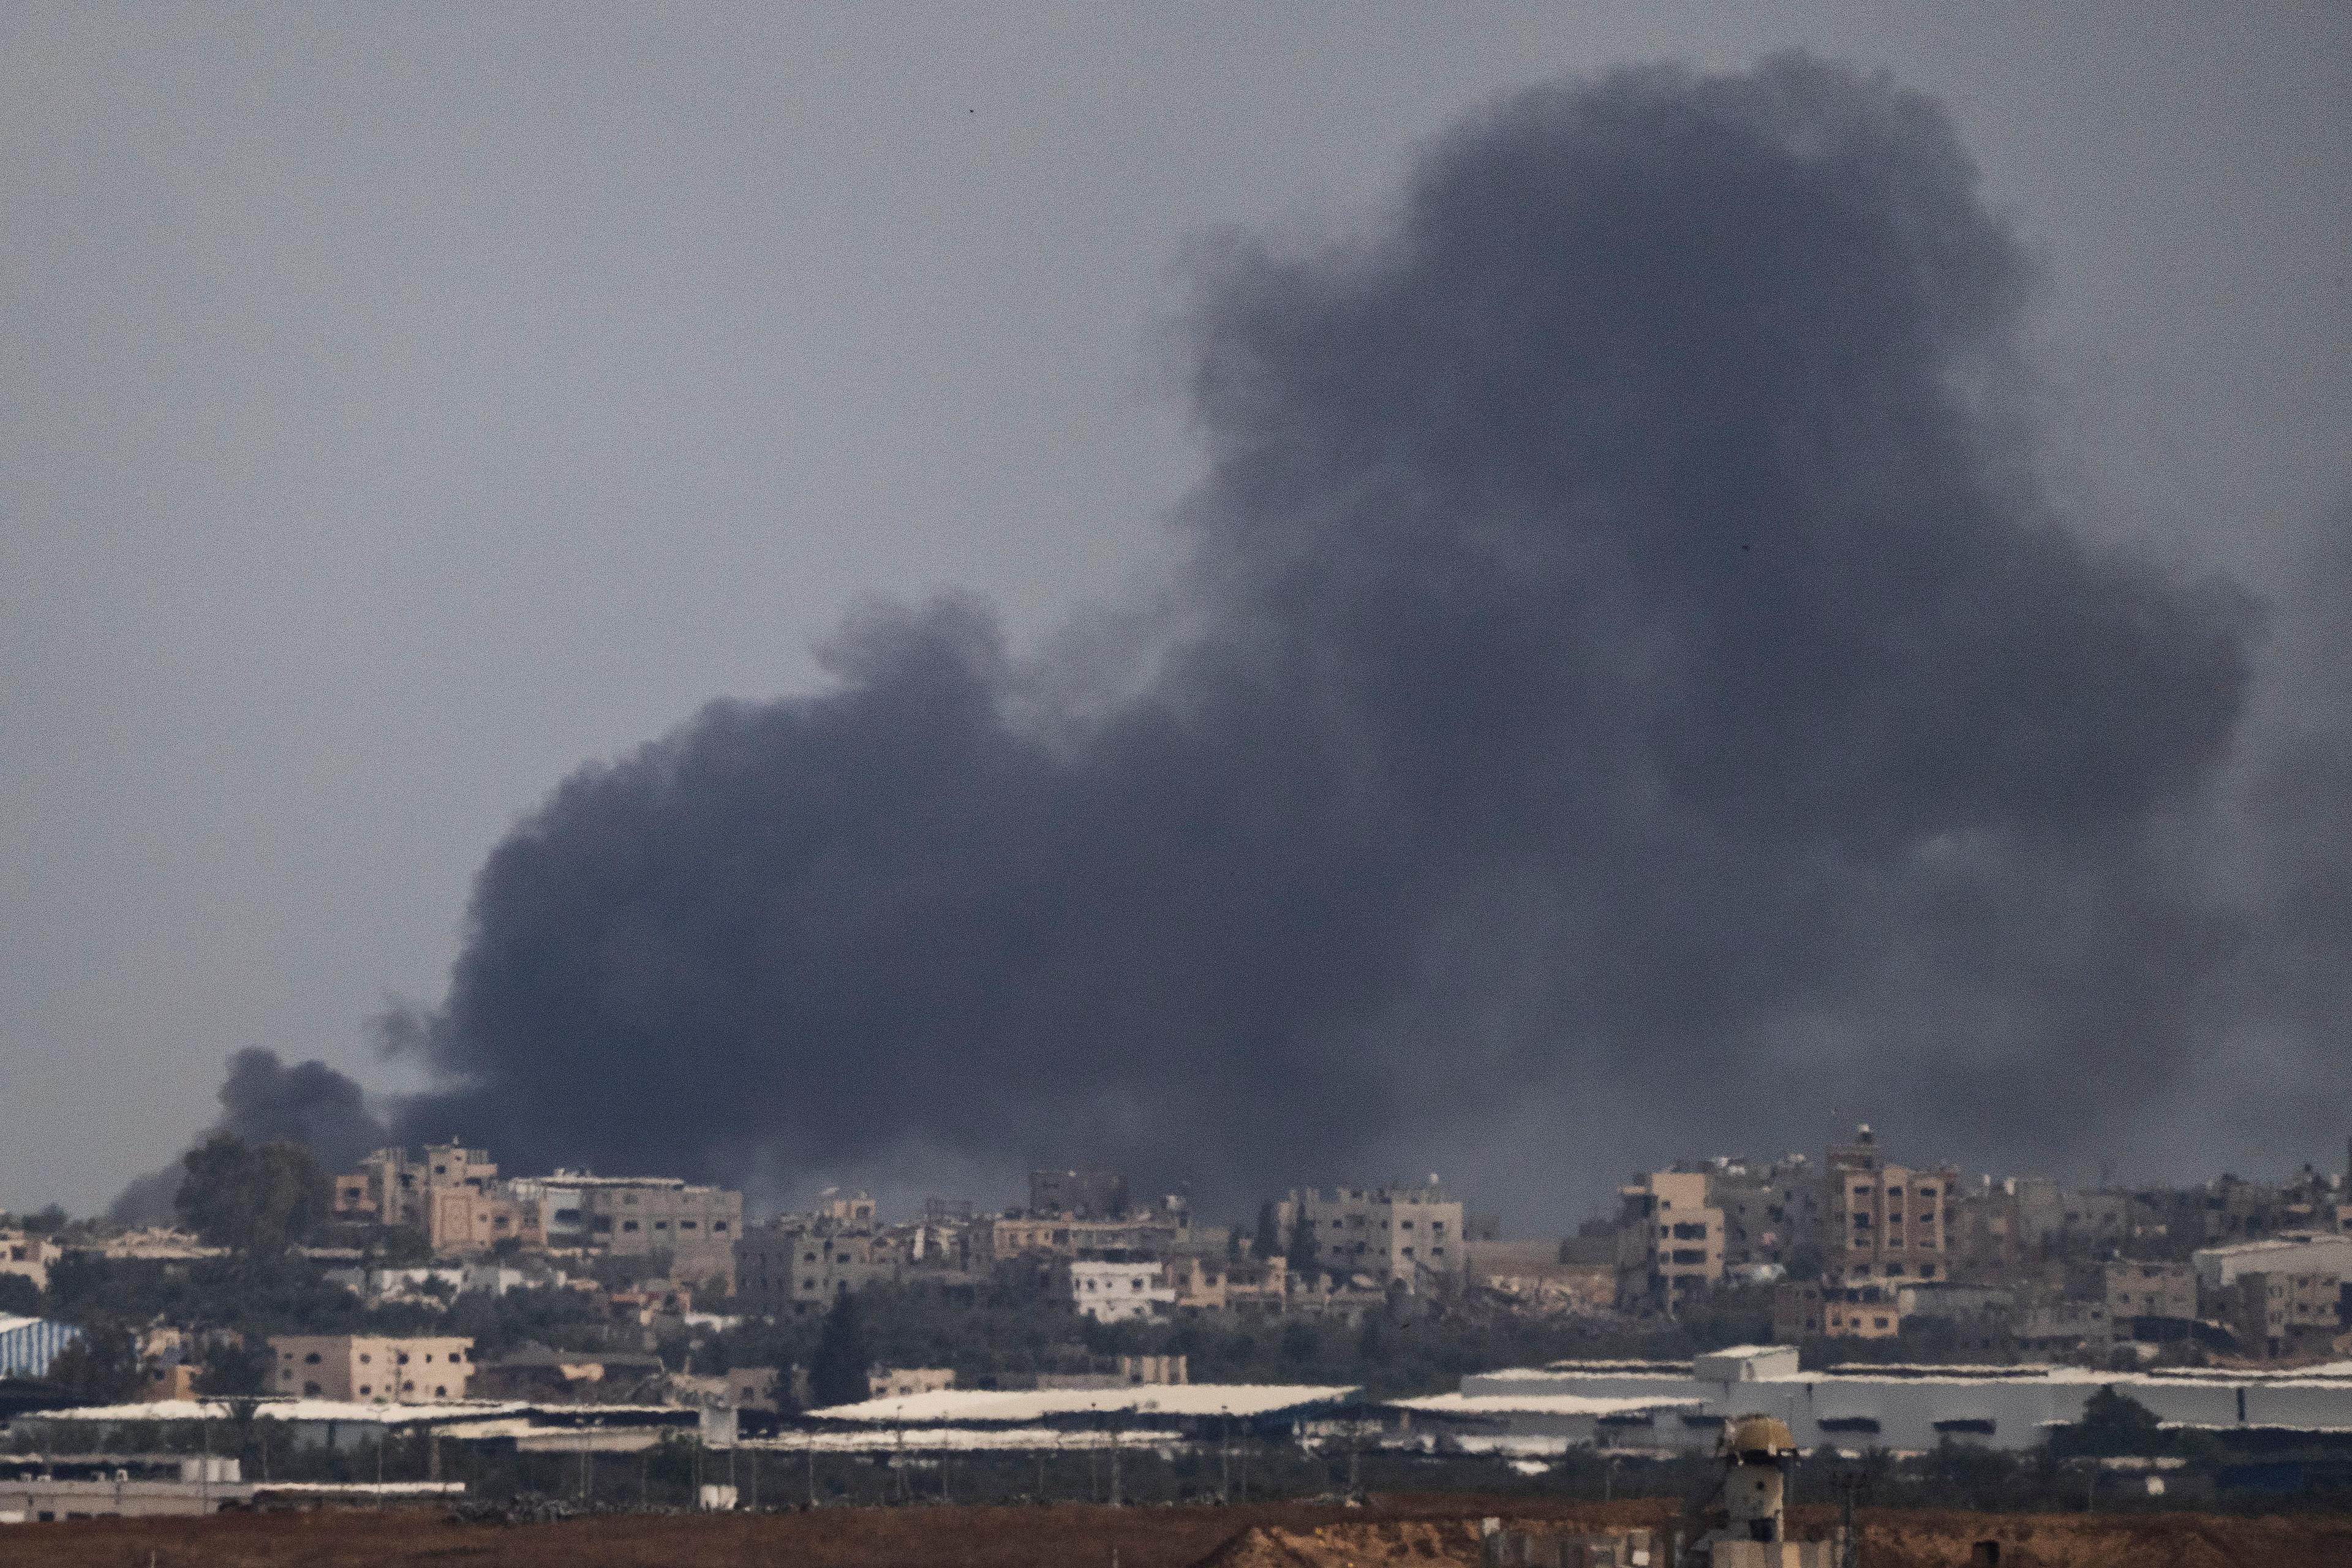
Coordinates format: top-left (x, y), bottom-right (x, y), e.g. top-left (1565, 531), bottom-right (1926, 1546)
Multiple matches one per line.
top-left (200, 56), bottom-right (2327, 1213)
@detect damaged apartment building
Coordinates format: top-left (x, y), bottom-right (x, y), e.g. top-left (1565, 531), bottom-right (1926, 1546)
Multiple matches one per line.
top-left (332, 1144), bottom-right (741, 1290)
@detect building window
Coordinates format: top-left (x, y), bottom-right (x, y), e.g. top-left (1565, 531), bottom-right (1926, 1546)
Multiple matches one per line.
top-left (624, 1220), bottom-right (639, 1232)
top-left (303, 1381), bottom-right (322, 1396)
top-left (359, 1385), bottom-right (371, 1396)
top-left (304, 1353), bottom-right (322, 1365)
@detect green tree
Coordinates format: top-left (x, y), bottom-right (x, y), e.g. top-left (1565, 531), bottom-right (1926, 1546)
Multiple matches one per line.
top-left (17, 1204), bottom-right (69, 1236)
top-left (809, 1291), bottom-right (872, 1408)
top-left (174, 1134), bottom-right (330, 1253)
top-left (43, 1320), bottom-right (145, 1406)
top-left (1254, 1202), bottom-right (1282, 1261)
top-left (2049, 1386), bottom-right (2168, 1457)
top-left (0, 1273), bottom-right (41, 1316)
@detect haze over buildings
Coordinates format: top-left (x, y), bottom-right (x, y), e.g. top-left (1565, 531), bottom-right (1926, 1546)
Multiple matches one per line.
top-left (5, 7), bottom-right (2350, 1223)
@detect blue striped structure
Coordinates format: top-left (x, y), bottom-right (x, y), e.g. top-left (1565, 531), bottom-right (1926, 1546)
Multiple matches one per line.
top-left (0, 1316), bottom-right (83, 1378)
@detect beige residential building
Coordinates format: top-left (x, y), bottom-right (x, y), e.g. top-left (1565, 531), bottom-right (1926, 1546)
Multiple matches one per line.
top-left (1776, 1280), bottom-right (1904, 1340)
top-left (334, 1144), bottom-right (500, 1230)
top-left (1825, 1291), bottom-right (1902, 1338)
top-left (0, 1232), bottom-right (61, 1292)
top-left (523, 1175), bottom-right (741, 1287)
top-left (868, 1366), bottom-right (954, 1399)
top-left (1826, 1126), bottom-right (1958, 1286)
top-left (1617, 1170), bottom-right (1723, 1311)
top-left (268, 1334), bottom-right (473, 1403)
top-left (2105, 1261), bottom-right (2196, 1322)
top-left (2233, 1271), bottom-right (2342, 1360)
top-left (424, 1187), bottom-right (543, 1256)
top-left (736, 1218), bottom-right (899, 1317)
top-left (1276, 1183), bottom-right (1466, 1291)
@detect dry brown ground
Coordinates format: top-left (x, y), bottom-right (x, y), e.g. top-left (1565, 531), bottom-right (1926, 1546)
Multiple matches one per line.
top-left (6, 1497), bottom-right (2351, 1568)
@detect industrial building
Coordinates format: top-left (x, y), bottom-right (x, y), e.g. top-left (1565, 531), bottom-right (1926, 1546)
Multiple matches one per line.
top-left (0, 1317), bottom-right (81, 1380)
top-left (1436, 1346), bottom-right (2352, 1454)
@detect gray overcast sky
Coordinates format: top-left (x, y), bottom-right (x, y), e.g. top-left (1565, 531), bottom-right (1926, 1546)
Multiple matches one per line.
top-left (4, 3), bottom-right (2347, 1216)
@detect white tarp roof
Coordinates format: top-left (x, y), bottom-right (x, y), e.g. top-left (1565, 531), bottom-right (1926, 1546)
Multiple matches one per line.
top-left (744, 1426), bottom-right (1169, 1453)
top-left (1389, 1392), bottom-right (1702, 1417)
top-left (807, 1384), bottom-right (1356, 1425)
top-left (26, 1398), bottom-right (678, 1424)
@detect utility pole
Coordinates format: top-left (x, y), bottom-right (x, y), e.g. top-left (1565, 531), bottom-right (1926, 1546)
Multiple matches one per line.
top-left (1837, 1469), bottom-right (1862, 1568)
top-left (1109, 1428), bottom-right (1122, 1507)
top-left (807, 1437), bottom-right (816, 1507)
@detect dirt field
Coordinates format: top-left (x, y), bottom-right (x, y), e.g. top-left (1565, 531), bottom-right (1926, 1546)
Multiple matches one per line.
top-left (7, 1498), bottom-right (2352, 1568)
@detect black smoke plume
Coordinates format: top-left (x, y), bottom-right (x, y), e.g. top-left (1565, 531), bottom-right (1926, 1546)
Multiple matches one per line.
top-left (111, 1049), bottom-right (386, 1222)
top-left (372, 56), bottom-right (2279, 1212)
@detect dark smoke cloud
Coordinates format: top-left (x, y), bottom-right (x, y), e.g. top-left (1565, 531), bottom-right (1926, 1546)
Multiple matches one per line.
top-left (111, 1049), bottom-right (386, 1221)
top-left (377, 56), bottom-right (2277, 1213)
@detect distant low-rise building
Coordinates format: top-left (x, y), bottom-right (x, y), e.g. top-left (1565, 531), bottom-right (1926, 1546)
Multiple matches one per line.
top-left (0, 1232), bottom-right (61, 1292)
top-left (1068, 1259), bottom-right (1172, 1323)
top-left (69, 1227), bottom-right (222, 1262)
top-left (268, 1334), bottom-right (473, 1403)
top-left (869, 1366), bottom-right (954, 1399)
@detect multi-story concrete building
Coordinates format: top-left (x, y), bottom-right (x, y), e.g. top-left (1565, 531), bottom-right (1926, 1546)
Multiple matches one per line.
top-left (1616, 1170), bottom-right (1722, 1311)
top-left (2231, 1270), bottom-right (2343, 1360)
top-left (0, 1232), bottom-right (61, 1292)
top-left (1068, 1259), bottom-right (1172, 1323)
top-left (518, 1175), bottom-right (741, 1288)
top-left (736, 1216), bottom-right (899, 1317)
top-left (2194, 1232), bottom-right (2352, 1294)
top-left (1276, 1183), bottom-right (1465, 1292)
top-left (1826, 1126), bottom-right (1957, 1287)
top-left (423, 1186), bottom-right (543, 1256)
top-left (2104, 1261), bottom-right (2196, 1324)
top-left (334, 1144), bottom-right (499, 1231)
top-left (1708, 1156), bottom-right (1821, 1274)
top-left (268, 1334), bottom-right (473, 1403)
top-left (983, 1205), bottom-right (1190, 1264)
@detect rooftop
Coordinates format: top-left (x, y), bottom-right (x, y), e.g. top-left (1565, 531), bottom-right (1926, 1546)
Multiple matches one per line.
top-left (807, 1383), bottom-right (1357, 1425)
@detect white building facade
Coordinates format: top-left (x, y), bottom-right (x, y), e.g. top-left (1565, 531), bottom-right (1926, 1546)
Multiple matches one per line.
top-left (1068, 1260), bottom-right (1172, 1323)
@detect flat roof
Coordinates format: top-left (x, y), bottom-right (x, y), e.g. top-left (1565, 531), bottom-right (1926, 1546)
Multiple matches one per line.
top-left (25, 1397), bottom-right (684, 1425)
top-left (1390, 1392), bottom-right (1703, 1418)
top-left (807, 1384), bottom-right (1357, 1425)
